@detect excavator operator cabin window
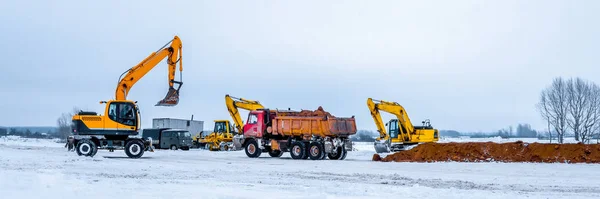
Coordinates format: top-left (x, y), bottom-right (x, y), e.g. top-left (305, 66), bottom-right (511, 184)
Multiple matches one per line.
top-left (248, 114), bottom-right (258, 124)
top-left (117, 103), bottom-right (135, 126)
top-left (108, 104), bottom-right (117, 121)
top-left (389, 120), bottom-right (399, 138)
top-left (215, 122), bottom-right (226, 133)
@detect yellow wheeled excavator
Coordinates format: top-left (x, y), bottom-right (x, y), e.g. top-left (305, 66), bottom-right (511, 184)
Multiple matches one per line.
top-left (367, 98), bottom-right (439, 153)
top-left (69, 36), bottom-right (184, 158)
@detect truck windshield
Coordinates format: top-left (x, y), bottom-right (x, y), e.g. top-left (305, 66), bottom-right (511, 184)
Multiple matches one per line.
top-left (248, 114), bottom-right (258, 124)
top-left (180, 132), bottom-right (191, 137)
top-left (214, 122), bottom-right (227, 133)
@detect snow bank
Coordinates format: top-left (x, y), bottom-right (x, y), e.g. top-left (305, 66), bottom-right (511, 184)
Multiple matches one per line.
top-left (0, 136), bottom-right (64, 148)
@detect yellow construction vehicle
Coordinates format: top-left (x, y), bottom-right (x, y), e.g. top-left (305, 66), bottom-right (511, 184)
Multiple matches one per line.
top-left (367, 98), bottom-right (438, 153)
top-left (225, 94), bottom-right (265, 150)
top-left (196, 120), bottom-right (235, 151)
top-left (70, 36), bottom-right (183, 158)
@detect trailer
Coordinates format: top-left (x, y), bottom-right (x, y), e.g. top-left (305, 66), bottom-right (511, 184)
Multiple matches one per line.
top-left (233, 108), bottom-right (357, 160)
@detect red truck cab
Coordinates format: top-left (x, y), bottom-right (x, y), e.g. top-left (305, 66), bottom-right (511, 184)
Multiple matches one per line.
top-left (243, 110), bottom-right (268, 138)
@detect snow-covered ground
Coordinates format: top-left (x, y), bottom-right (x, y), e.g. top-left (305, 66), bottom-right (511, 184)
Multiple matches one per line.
top-left (1, 137), bottom-right (600, 199)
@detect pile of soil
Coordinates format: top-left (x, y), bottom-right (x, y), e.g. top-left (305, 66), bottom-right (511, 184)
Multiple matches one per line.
top-left (373, 141), bottom-right (600, 163)
top-left (279, 106), bottom-right (335, 118)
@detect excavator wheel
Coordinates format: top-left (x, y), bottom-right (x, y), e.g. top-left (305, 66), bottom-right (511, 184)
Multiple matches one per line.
top-left (308, 142), bottom-right (325, 160)
top-left (76, 139), bottom-right (96, 157)
top-left (290, 141), bottom-right (306, 160)
top-left (125, 140), bottom-right (145, 159)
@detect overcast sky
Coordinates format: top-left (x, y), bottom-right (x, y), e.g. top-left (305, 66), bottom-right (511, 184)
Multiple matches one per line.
top-left (1, 1), bottom-right (599, 132)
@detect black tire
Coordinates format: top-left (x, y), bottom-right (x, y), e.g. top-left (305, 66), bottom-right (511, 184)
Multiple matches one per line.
top-left (76, 139), bottom-right (96, 157)
top-left (289, 141), bottom-right (306, 160)
top-left (268, 150), bottom-right (283, 158)
top-left (308, 142), bottom-right (325, 160)
top-left (125, 140), bottom-right (145, 159)
top-left (170, 145), bottom-right (178, 150)
top-left (327, 145), bottom-right (347, 160)
top-left (244, 139), bottom-right (262, 158)
top-left (182, 146), bottom-right (190, 151)
top-left (340, 145), bottom-right (348, 160)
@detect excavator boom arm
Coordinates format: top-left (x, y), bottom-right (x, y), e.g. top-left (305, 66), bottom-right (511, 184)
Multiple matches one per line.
top-left (225, 95), bottom-right (264, 134)
top-left (115, 36), bottom-right (183, 106)
top-left (367, 98), bottom-right (389, 140)
top-left (367, 98), bottom-right (416, 141)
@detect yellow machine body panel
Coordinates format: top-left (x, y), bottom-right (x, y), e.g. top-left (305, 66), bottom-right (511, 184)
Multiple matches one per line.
top-left (72, 100), bottom-right (139, 136)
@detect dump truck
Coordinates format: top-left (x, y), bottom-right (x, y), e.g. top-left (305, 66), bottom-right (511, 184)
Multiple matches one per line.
top-left (141, 128), bottom-right (193, 150)
top-left (233, 107), bottom-right (357, 160)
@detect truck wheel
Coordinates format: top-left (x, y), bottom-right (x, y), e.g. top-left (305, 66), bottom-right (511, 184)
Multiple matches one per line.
top-left (290, 141), bottom-right (306, 160)
top-left (340, 145), bottom-right (348, 160)
top-left (76, 139), bottom-right (96, 157)
top-left (170, 145), bottom-right (178, 150)
top-left (268, 150), bottom-right (283, 158)
top-left (327, 146), bottom-right (347, 160)
top-left (245, 139), bottom-right (262, 158)
top-left (125, 140), bottom-right (145, 159)
top-left (308, 142), bottom-right (325, 160)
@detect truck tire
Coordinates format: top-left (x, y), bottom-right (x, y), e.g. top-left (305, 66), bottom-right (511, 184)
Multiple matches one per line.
top-left (290, 141), bottom-right (306, 160)
top-left (125, 140), bottom-right (145, 159)
top-left (327, 145), bottom-right (347, 160)
top-left (308, 142), bottom-right (325, 160)
top-left (245, 139), bottom-right (261, 158)
top-left (76, 139), bottom-right (96, 157)
top-left (268, 150), bottom-right (283, 158)
top-left (170, 145), bottom-right (178, 150)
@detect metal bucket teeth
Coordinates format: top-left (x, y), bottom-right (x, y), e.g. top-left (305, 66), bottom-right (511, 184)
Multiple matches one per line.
top-left (374, 141), bottom-right (391, 153)
top-left (156, 87), bottom-right (180, 106)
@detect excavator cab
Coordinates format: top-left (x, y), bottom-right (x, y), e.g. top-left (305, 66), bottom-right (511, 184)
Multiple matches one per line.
top-left (156, 81), bottom-right (182, 106)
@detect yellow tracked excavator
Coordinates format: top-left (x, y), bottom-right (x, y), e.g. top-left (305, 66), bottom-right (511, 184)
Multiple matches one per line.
top-left (367, 98), bottom-right (439, 153)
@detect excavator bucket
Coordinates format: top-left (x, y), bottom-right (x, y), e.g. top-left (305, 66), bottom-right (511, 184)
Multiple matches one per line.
top-left (155, 87), bottom-right (180, 106)
top-left (374, 140), bottom-right (391, 153)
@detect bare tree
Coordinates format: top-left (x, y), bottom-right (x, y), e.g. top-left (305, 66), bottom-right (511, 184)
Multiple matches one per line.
top-left (580, 83), bottom-right (600, 144)
top-left (566, 78), bottom-right (589, 141)
top-left (57, 107), bottom-right (81, 140)
top-left (537, 77), bottom-right (569, 143)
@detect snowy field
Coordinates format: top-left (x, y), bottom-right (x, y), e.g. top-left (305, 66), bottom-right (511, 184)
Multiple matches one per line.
top-left (1, 137), bottom-right (600, 199)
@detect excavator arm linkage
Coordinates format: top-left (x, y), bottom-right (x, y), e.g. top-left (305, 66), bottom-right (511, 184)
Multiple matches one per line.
top-left (115, 36), bottom-right (184, 106)
top-left (225, 95), bottom-right (264, 134)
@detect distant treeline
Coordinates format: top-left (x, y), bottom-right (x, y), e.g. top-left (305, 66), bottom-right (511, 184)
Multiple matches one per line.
top-left (0, 127), bottom-right (58, 139)
top-left (351, 123), bottom-right (547, 141)
top-left (441, 123), bottom-right (540, 138)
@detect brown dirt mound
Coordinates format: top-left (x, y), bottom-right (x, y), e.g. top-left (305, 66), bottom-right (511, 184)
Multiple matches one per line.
top-left (374, 141), bottom-right (600, 163)
top-left (279, 106), bottom-right (335, 118)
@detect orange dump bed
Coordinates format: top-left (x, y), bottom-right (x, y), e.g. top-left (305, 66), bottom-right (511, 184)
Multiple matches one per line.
top-left (270, 116), bottom-right (357, 138)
